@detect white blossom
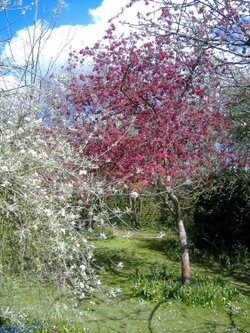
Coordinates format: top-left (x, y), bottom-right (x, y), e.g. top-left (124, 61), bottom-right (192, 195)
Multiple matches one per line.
top-left (0, 166), bottom-right (9, 172)
top-left (130, 190), bottom-right (139, 199)
top-left (117, 262), bottom-right (124, 269)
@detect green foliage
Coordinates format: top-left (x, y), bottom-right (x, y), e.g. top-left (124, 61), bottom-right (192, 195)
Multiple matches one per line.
top-left (233, 244), bottom-right (250, 267)
top-left (192, 171), bottom-right (250, 255)
top-left (105, 191), bottom-right (173, 229)
top-left (132, 266), bottom-right (239, 307)
top-left (159, 233), bottom-right (213, 264)
top-left (162, 235), bottom-right (180, 261)
top-left (228, 90), bottom-right (250, 164)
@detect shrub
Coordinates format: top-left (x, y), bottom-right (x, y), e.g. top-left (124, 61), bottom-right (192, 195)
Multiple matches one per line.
top-left (192, 171), bottom-right (250, 256)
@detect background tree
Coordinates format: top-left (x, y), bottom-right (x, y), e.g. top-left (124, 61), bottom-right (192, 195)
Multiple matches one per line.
top-left (125, 0), bottom-right (250, 65)
top-left (225, 68), bottom-right (250, 168)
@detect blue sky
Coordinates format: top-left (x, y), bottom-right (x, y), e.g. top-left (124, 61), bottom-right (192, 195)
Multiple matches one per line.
top-left (55, 0), bottom-right (103, 25)
top-left (0, 0), bottom-right (103, 41)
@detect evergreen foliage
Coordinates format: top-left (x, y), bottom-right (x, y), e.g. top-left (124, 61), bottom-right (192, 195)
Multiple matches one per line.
top-left (192, 171), bottom-right (250, 254)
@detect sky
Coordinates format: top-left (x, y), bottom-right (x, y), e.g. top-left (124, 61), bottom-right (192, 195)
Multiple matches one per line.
top-left (0, 0), bottom-right (149, 88)
top-left (0, 0), bottom-right (111, 38)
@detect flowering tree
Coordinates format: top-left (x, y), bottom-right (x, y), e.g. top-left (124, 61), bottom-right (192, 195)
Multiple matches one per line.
top-left (125, 0), bottom-right (250, 66)
top-left (67, 26), bottom-right (231, 283)
top-left (0, 99), bottom-right (105, 298)
top-left (123, 0), bottom-right (250, 168)
top-left (0, 1), bottom-right (111, 299)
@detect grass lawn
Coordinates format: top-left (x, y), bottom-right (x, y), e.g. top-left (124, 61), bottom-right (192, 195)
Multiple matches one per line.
top-left (0, 229), bottom-right (249, 332)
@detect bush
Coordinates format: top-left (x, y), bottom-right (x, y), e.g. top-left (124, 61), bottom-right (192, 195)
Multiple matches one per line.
top-left (192, 171), bottom-right (250, 256)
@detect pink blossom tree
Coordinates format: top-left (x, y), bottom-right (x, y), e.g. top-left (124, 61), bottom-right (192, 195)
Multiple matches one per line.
top-left (125, 0), bottom-right (250, 66)
top-left (66, 27), bottom-right (231, 283)
top-left (124, 0), bottom-right (250, 163)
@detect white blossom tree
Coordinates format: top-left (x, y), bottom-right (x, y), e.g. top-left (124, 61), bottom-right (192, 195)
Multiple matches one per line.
top-left (0, 0), bottom-right (117, 299)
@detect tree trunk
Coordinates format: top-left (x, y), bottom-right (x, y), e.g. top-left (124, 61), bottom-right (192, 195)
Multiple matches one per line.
top-left (168, 190), bottom-right (191, 284)
top-left (130, 196), bottom-right (141, 229)
top-left (177, 217), bottom-right (191, 284)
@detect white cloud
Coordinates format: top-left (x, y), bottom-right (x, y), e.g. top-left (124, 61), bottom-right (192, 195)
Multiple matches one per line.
top-left (89, 0), bottom-right (155, 28)
top-left (2, 22), bottom-right (101, 69)
top-left (0, 0), bottom-right (154, 89)
top-left (0, 73), bottom-right (19, 90)
top-left (89, 0), bottom-right (127, 24)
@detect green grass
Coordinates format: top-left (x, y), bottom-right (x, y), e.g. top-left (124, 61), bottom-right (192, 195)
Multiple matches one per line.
top-left (0, 229), bottom-right (249, 332)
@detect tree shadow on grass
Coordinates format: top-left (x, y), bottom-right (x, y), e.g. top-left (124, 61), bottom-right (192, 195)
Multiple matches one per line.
top-left (136, 237), bottom-right (170, 252)
top-left (94, 247), bottom-right (148, 271)
top-left (81, 300), bottom-right (151, 333)
top-left (93, 246), bottom-right (150, 293)
top-left (93, 236), bottom-right (169, 276)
